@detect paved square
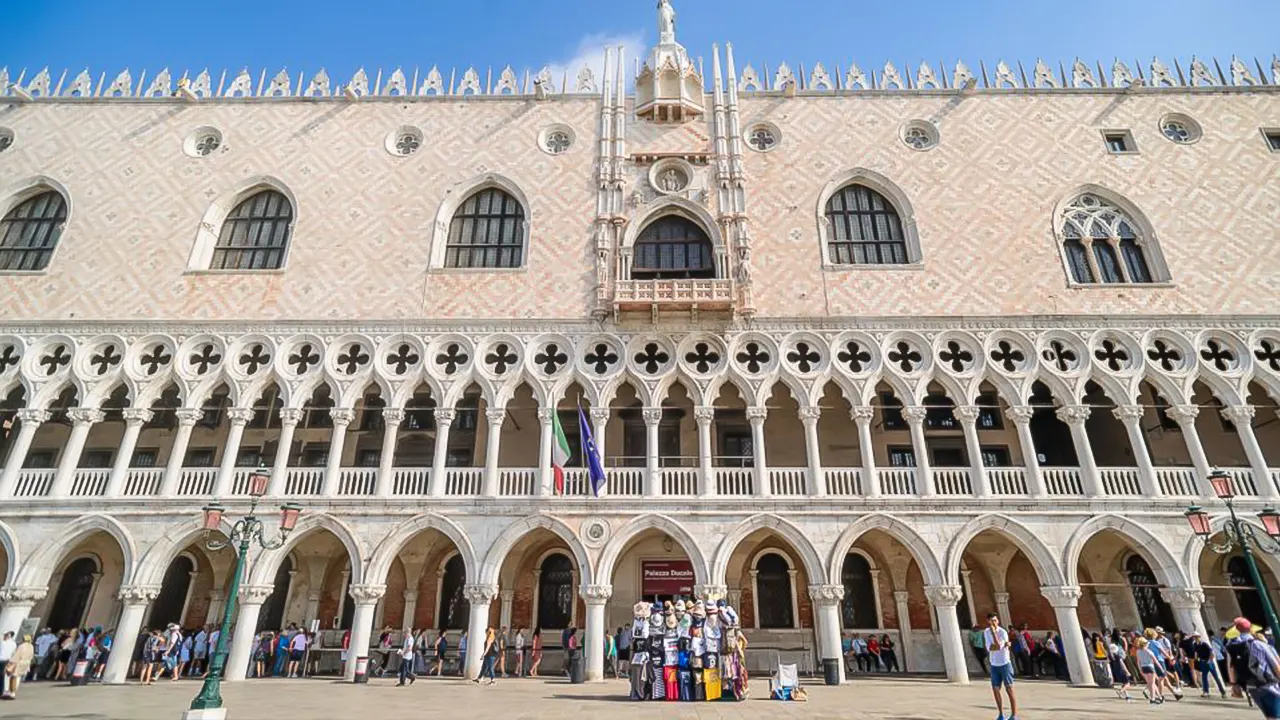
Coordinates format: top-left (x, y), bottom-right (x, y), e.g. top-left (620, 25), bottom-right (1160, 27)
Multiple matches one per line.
top-left (1, 676), bottom-right (1263, 720)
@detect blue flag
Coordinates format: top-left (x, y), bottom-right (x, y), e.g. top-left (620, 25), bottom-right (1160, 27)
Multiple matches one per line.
top-left (577, 404), bottom-right (608, 497)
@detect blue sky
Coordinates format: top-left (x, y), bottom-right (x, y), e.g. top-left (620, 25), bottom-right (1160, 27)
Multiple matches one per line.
top-left (3, 1), bottom-right (1275, 87)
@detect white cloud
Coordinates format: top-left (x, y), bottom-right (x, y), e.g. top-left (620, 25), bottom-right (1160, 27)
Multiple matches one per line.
top-left (544, 31), bottom-right (647, 93)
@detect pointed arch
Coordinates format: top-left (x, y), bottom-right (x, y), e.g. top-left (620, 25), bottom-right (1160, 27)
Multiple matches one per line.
top-left (1183, 514), bottom-right (1280, 588)
top-left (0, 176), bottom-right (72, 272)
top-left (826, 513), bottom-right (944, 586)
top-left (132, 514), bottom-right (240, 588)
top-left (1063, 514), bottom-right (1188, 588)
top-left (0, 519), bottom-right (19, 586)
top-left (429, 172), bottom-right (531, 269)
top-left (944, 514), bottom-right (1064, 587)
top-left (247, 513), bottom-right (366, 586)
top-left (623, 197), bottom-right (724, 280)
top-left (478, 514), bottom-right (592, 587)
top-left (188, 175), bottom-right (298, 271)
top-left (15, 514), bottom-right (138, 588)
top-left (597, 514), bottom-right (709, 586)
top-left (816, 167), bottom-right (921, 266)
top-left (711, 514), bottom-right (824, 586)
top-left (622, 195), bottom-right (725, 252)
top-left (366, 513), bottom-right (476, 587)
top-left (1052, 183), bottom-right (1169, 285)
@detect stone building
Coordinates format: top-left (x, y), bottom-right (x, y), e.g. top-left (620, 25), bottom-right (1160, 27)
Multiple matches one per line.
top-left (1, 4), bottom-right (1280, 686)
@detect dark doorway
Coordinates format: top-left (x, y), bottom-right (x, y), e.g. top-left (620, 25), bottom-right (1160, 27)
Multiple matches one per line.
top-left (536, 554), bottom-right (575, 629)
top-left (150, 555), bottom-right (195, 628)
top-left (437, 554), bottom-right (469, 630)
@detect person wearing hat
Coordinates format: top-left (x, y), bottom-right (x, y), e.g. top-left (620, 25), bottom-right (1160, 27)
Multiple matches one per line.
top-left (1225, 616), bottom-right (1280, 718)
top-left (1190, 630), bottom-right (1226, 698)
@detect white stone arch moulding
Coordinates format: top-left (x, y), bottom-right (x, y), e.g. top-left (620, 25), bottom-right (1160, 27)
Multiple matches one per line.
top-left (0, 518), bottom-right (19, 586)
top-left (1181, 515), bottom-right (1280, 589)
top-left (428, 172), bottom-right (532, 270)
top-left (365, 512), bottom-right (476, 588)
top-left (839, 547), bottom-right (887, 630)
top-left (478, 514), bottom-right (593, 588)
top-left (825, 513), bottom-right (945, 587)
top-left (745, 545), bottom-right (801, 629)
top-left (0, 175), bottom-right (74, 274)
top-left (943, 514), bottom-right (1066, 588)
top-left (815, 167), bottom-right (923, 268)
top-left (595, 513), bottom-right (710, 588)
top-left (187, 175), bottom-right (299, 272)
top-left (15, 513), bottom-right (138, 589)
top-left (132, 514), bottom-right (239, 588)
top-left (1061, 513), bottom-right (1191, 589)
top-left (528, 546), bottom-right (581, 628)
top-left (710, 513), bottom-right (825, 588)
top-left (621, 195), bottom-right (728, 279)
top-left (247, 513), bottom-right (366, 587)
top-left (1049, 183), bottom-right (1172, 286)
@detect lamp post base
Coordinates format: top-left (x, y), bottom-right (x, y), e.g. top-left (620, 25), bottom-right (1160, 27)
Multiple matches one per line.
top-left (182, 709), bottom-right (227, 720)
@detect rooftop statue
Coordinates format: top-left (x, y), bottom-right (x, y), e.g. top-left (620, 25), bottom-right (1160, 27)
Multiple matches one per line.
top-left (658, 0), bottom-right (677, 45)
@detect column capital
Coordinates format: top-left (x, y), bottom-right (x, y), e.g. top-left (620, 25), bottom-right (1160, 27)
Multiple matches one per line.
top-left (923, 584), bottom-right (964, 607)
top-left (174, 408), bottom-right (205, 427)
top-left (536, 407), bottom-right (555, 423)
top-left (694, 406), bottom-right (716, 424)
top-left (121, 408), bottom-right (154, 425)
top-left (349, 584), bottom-right (387, 604)
top-left (797, 407), bottom-right (822, 423)
top-left (499, 589), bottom-right (515, 603)
top-left (433, 407), bottom-right (456, 423)
top-left (117, 584), bottom-right (162, 604)
top-left (993, 591), bottom-right (1010, 603)
top-left (902, 405), bottom-right (928, 425)
top-left (850, 406), bottom-right (875, 423)
top-left (0, 586), bottom-right (47, 604)
top-left (278, 407), bottom-right (305, 426)
top-left (1111, 404), bottom-right (1145, 424)
top-left (807, 584), bottom-right (845, 605)
top-left (1159, 586), bottom-right (1206, 609)
top-left (486, 408), bottom-right (507, 425)
top-left (329, 407), bottom-right (356, 426)
top-left (589, 407), bottom-right (610, 423)
top-left (463, 584), bottom-right (500, 604)
top-left (694, 584), bottom-right (727, 600)
top-left (953, 405), bottom-right (981, 424)
top-left (226, 407), bottom-right (255, 426)
top-left (239, 585), bottom-right (276, 605)
top-left (403, 590), bottom-right (419, 602)
top-left (893, 590), bottom-right (911, 604)
top-left (67, 408), bottom-right (106, 425)
top-left (1039, 585), bottom-right (1083, 608)
top-left (16, 408), bottom-right (52, 425)
top-left (1167, 404), bottom-right (1199, 425)
top-left (580, 584), bottom-right (613, 605)
top-left (745, 406), bottom-right (768, 423)
top-left (641, 407), bottom-right (663, 425)
top-left (1054, 405), bottom-right (1091, 426)
top-left (1222, 404), bottom-right (1256, 423)
top-left (382, 408), bottom-right (406, 425)
top-left (1004, 405), bottom-right (1036, 425)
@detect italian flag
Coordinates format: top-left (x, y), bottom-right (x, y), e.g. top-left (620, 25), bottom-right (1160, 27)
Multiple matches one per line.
top-left (551, 411), bottom-right (572, 494)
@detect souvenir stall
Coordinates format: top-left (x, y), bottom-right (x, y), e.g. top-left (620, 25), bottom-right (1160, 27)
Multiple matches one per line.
top-left (627, 596), bottom-right (749, 702)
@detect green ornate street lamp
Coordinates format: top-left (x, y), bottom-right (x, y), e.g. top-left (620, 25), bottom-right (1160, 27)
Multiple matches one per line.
top-left (1185, 469), bottom-right (1280, 642)
top-left (187, 466), bottom-right (301, 718)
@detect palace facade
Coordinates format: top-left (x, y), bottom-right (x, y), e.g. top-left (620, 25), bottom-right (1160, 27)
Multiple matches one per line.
top-left (2, 6), bottom-right (1280, 686)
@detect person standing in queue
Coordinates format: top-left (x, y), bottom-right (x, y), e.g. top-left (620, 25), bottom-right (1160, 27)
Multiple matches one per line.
top-left (983, 613), bottom-right (1019, 720)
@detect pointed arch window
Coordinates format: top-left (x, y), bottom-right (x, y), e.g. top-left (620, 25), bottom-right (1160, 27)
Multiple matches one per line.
top-left (536, 553), bottom-right (575, 629)
top-left (632, 215), bottom-right (716, 280)
top-left (445, 188), bottom-right (526, 269)
top-left (211, 190), bottom-right (293, 270)
top-left (1125, 554), bottom-right (1175, 630)
top-left (1058, 193), bottom-right (1159, 285)
top-left (0, 190), bottom-right (67, 271)
top-left (754, 552), bottom-right (796, 629)
top-left (840, 553), bottom-right (879, 629)
top-left (824, 184), bottom-right (908, 265)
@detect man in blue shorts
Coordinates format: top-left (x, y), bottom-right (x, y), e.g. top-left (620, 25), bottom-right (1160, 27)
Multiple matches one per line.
top-left (983, 613), bottom-right (1019, 720)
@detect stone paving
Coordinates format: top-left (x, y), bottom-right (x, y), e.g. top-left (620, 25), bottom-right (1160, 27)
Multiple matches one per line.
top-left (1, 675), bottom-right (1264, 719)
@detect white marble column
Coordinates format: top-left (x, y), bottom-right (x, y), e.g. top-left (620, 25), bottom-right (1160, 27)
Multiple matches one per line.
top-left (225, 586), bottom-right (274, 682)
top-left (902, 406), bottom-right (935, 496)
top-left (1161, 587), bottom-right (1208, 638)
top-left (463, 584), bottom-right (498, 679)
top-left (1040, 585), bottom-right (1092, 686)
top-left (374, 408), bottom-right (405, 497)
top-left (1223, 405), bottom-right (1279, 499)
top-left (799, 407), bottom-right (826, 496)
top-left (402, 591), bottom-right (419, 628)
top-left (1056, 405), bottom-right (1105, 497)
top-left (643, 408), bottom-right (662, 497)
top-left (158, 409), bottom-right (203, 496)
top-left (582, 585), bottom-right (612, 682)
top-left (102, 585), bottom-right (160, 683)
top-left (924, 585), bottom-right (969, 684)
top-left (1203, 595), bottom-right (1223, 633)
top-left (429, 408), bottom-right (456, 497)
top-left (0, 586), bottom-right (45, 637)
top-left (0, 409), bottom-right (50, 497)
top-left (893, 590), bottom-right (913, 672)
top-left (1095, 591), bottom-right (1116, 630)
top-left (537, 407), bottom-right (554, 497)
top-left (1005, 406), bottom-right (1047, 497)
top-left (212, 408), bottom-right (253, 497)
top-left (104, 409), bottom-right (153, 497)
top-left (481, 408), bottom-right (505, 497)
top-left (994, 592), bottom-right (1012, 628)
top-left (1167, 405), bottom-right (1213, 496)
top-left (1113, 404), bottom-right (1160, 496)
top-left (953, 406), bottom-right (989, 496)
top-left (747, 406), bottom-right (770, 497)
top-left (267, 408), bottom-right (303, 496)
top-left (695, 406), bottom-right (716, 497)
top-left (320, 408), bottom-right (355, 496)
top-left (852, 407), bottom-right (878, 497)
top-left (498, 590), bottom-right (514, 630)
top-left (49, 408), bottom-right (105, 497)
top-left (809, 584), bottom-right (847, 682)
top-left (589, 407), bottom-right (609, 461)
top-left (344, 584), bottom-right (386, 680)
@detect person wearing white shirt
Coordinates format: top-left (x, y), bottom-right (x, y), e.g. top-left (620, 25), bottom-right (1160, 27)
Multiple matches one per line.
top-left (397, 630), bottom-right (416, 686)
top-left (983, 613), bottom-right (1019, 720)
top-left (33, 630), bottom-right (56, 680)
top-left (513, 629), bottom-right (526, 678)
top-left (0, 631), bottom-right (16, 675)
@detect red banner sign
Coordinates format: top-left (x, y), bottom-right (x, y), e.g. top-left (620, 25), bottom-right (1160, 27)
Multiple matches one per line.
top-left (642, 560), bottom-right (695, 596)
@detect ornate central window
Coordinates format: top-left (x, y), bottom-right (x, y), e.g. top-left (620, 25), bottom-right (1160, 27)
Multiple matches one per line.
top-left (632, 215), bottom-right (715, 280)
top-left (824, 184), bottom-right (908, 265)
top-left (1058, 192), bottom-right (1157, 285)
top-left (0, 190), bottom-right (67, 271)
top-left (211, 190), bottom-right (293, 270)
top-left (445, 187), bottom-right (526, 269)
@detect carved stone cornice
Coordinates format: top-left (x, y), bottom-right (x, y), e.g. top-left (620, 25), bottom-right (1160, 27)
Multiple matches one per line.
top-left (67, 408), bottom-right (106, 425)
top-left (580, 584), bottom-right (613, 605)
top-left (1055, 405), bottom-right (1091, 426)
top-left (463, 583), bottom-right (500, 604)
top-left (117, 585), bottom-right (162, 604)
top-left (807, 584), bottom-right (846, 605)
top-left (923, 585), bottom-right (964, 607)
top-left (349, 584), bottom-right (387, 604)
top-left (0, 586), bottom-right (47, 604)
top-left (121, 408), bottom-right (154, 425)
top-left (1039, 585), bottom-right (1083, 608)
